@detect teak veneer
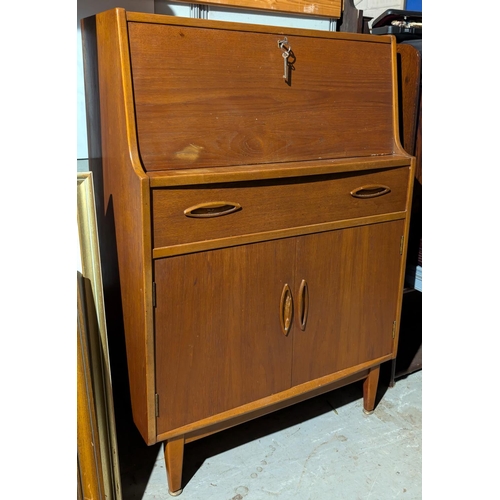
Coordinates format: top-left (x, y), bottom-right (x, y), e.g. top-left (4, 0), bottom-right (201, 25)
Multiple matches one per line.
top-left (82, 8), bottom-right (414, 495)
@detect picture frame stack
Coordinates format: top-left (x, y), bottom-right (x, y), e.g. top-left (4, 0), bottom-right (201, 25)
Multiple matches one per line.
top-left (77, 172), bottom-right (122, 500)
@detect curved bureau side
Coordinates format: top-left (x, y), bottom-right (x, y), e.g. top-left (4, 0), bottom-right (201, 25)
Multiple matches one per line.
top-left (82, 7), bottom-right (156, 445)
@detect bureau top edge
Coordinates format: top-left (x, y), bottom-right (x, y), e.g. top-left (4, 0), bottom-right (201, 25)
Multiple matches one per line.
top-left (147, 155), bottom-right (413, 187)
top-left (125, 9), bottom-right (393, 44)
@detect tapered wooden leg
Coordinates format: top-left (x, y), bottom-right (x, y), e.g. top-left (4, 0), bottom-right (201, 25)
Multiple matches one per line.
top-left (363, 365), bottom-right (380, 415)
top-left (164, 436), bottom-right (185, 496)
top-left (389, 359), bottom-right (397, 388)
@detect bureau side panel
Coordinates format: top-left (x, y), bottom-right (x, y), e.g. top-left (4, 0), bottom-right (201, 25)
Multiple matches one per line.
top-left (391, 157), bottom-right (416, 356)
top-left (82, 8), bottom-right (156, 445)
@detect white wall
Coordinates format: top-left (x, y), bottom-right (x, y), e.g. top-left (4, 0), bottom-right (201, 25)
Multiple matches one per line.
top-left (354, 0), bottom-right (405, 23)
top-left (77, 1), bottom-right (156, 159)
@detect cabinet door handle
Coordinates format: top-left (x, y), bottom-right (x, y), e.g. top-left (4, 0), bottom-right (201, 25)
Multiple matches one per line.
top-left (184, 201), bottom-right (242, 218)
top-left (350, 185), bottom-right (391, 198)
top-left (279, 284), bottom-right (293, 336)
top-left (298, 279), bottom-right (309, 331)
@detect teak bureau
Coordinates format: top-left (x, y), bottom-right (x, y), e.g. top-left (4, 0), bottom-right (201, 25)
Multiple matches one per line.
top-left (82, 8), bottom-right (415, 496)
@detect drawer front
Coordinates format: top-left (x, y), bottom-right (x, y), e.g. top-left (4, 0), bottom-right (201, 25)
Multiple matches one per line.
top-left (152, 167), bottom-right (409, 249)
top-left (128, 21), bottom-right (395, 171)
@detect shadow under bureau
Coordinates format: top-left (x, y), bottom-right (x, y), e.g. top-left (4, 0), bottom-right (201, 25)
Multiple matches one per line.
top-left (82, 8), bottom-right (415, 496)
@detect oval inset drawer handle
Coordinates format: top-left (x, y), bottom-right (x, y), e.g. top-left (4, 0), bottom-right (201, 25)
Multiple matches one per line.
top-left (350, 185), bottom-right (391, 199)
top-left (298, 279), bottom-right (309, 331)
top-left (184, 201), bottom-right (242, 218)
top-left (280, 284), bottom-right (293, 336)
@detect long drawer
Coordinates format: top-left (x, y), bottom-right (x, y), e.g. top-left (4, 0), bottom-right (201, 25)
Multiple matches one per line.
top-left (151, 167), bottom-right (409, 249)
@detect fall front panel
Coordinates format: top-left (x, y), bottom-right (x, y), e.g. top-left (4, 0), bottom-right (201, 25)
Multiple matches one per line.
top-left (128, 21), bottom-right (394, 171)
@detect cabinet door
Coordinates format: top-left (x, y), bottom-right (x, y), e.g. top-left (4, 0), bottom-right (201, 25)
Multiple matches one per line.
top-left (154, 239), bottom-right (295, 434)
top-left (292, 221), bottom-right (404, 386)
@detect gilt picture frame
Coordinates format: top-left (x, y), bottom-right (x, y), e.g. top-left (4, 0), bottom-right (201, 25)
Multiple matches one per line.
top-left (77, 171), bottom-right (122, 500)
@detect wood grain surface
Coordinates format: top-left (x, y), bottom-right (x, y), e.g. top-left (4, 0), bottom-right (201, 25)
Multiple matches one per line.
top-left (128, 21), bottom-right (394, 170)
top-left (151, 168), bottom-right (409, 248)
top-left (170, 0), bottom-right (342, 18)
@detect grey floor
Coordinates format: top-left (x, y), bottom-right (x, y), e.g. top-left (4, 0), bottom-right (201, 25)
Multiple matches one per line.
top-left (117, 369), bottom-right (422, 500)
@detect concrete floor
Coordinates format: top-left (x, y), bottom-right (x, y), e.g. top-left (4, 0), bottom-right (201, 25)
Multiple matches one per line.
top-left (117, 369), bottom-right (422, 500)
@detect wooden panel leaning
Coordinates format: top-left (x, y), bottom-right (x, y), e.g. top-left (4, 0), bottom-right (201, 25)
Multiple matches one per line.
top-left (172, 0), bottom-right (342, 18)
top-left (77, 272), bottom-right (106, 500)
top-left (82, 8), bottom-right (415, 496)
